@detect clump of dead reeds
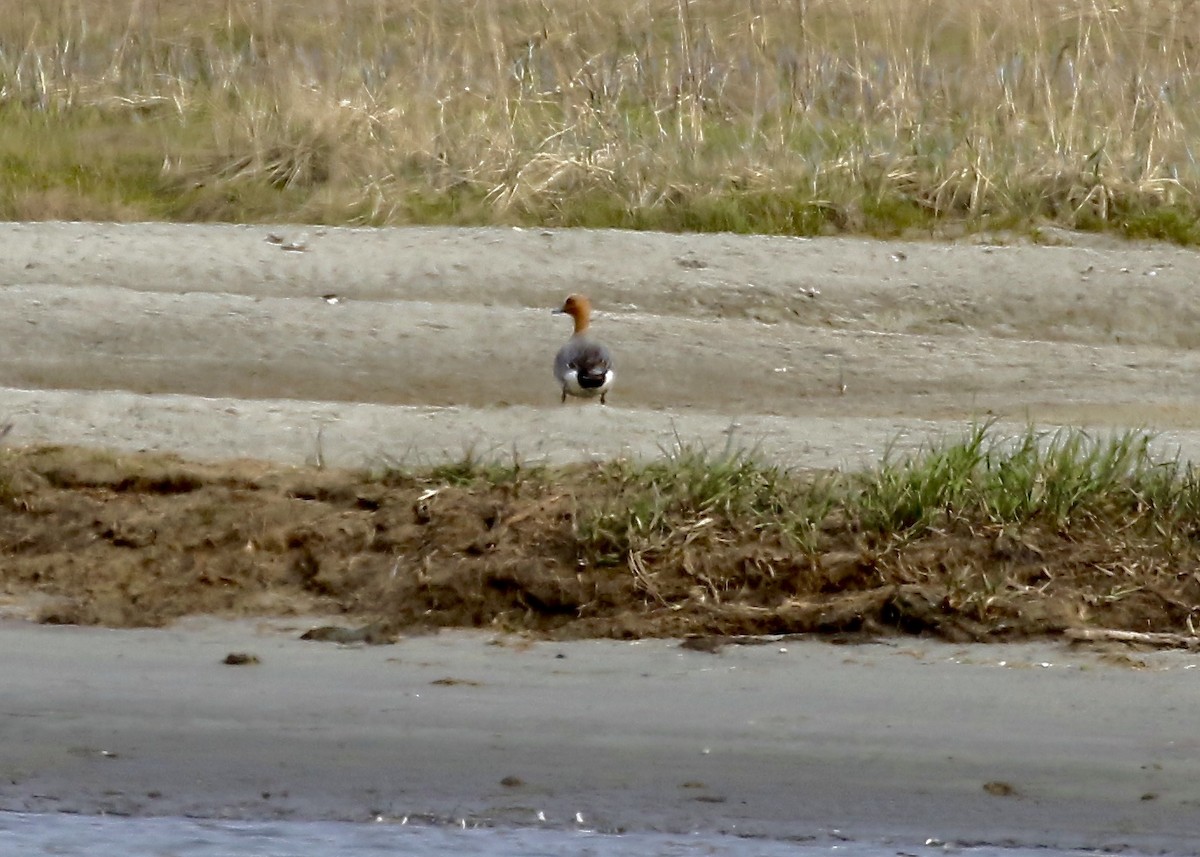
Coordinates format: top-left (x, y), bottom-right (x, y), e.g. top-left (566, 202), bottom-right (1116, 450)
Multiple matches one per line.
top-left (2, 0), bottom-right (1200, 239)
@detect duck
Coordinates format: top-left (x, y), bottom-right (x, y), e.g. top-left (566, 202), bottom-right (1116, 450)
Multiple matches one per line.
top-left (552, 294), bottom-right (615, 404)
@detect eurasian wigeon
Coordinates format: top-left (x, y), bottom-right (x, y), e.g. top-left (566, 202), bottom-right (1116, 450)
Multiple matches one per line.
top-left (552, 294), bottom-right (615, 404)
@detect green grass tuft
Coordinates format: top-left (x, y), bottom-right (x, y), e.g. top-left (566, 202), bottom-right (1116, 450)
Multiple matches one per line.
top-left (576, 440), bottom-right (834, 567)
top-left (848, 423), bottom-right (1187, 536)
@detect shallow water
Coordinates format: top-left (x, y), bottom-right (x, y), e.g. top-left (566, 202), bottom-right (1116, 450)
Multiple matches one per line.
top-left (0, 812), bottom-right (1154, 857)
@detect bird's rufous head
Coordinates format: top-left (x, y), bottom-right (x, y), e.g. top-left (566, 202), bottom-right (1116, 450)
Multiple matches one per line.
top-left (553, 293), bottom-right (592, 334)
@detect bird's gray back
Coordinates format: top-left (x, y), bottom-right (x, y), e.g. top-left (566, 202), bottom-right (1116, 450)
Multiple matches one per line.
top-left (555, 336), bottom-right (612, 380)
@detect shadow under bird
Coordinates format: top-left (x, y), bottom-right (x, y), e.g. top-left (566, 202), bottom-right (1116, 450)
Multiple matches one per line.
top-left (553, 294), bottom-right (615, 404)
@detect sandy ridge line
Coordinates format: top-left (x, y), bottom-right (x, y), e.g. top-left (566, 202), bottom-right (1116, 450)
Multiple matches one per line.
top-left (0, 385), bottom-right (958, 469)
top-left (4, 383), bottom-right (1200, 471)
top-left (2, 279), bottom-right (1197, 417)
top-left (6, 222), bottom-right (1200, 346)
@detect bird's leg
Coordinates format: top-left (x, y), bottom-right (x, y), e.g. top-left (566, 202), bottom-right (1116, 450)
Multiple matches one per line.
top-left (600, 392), bottom-right (607, 405)
top-left (561, 389), bottom-right (567, 404)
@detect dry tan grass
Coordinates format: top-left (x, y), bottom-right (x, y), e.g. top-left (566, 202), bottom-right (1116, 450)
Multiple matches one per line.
top-left (2, 0), bottom-right (1200, 236)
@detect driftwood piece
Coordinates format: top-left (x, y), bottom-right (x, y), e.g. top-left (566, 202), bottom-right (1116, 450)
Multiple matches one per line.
top-left (1065, 628), bottom-right (1200, 651)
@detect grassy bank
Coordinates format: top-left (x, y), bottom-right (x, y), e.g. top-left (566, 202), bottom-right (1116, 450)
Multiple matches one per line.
top-left (2, 0), bottom-right (1200, 241)
top-left (1, 425), bottom-right (1198, 642)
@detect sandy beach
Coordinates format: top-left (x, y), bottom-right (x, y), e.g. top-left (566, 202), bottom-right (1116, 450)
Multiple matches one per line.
top-left (3, 222), bottom-right (1200, 850)
top-left (4, 222), bottom-right (1200, 466)
top-left (2, 618), bottom-right (1199, 853)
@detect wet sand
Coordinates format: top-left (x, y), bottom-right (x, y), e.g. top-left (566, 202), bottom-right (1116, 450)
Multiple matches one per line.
top-left (1, 618), bottom-right (1198, 852)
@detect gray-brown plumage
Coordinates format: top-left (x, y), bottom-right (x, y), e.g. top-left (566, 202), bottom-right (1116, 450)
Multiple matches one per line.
top-left (552, 294), bottom-right (615, 404)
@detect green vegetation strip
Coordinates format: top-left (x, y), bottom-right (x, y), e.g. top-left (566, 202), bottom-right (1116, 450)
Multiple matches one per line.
top-left (3, 0), bottom-right (1200, 241)
top-left (1, 425), bottom-right (1197, 641)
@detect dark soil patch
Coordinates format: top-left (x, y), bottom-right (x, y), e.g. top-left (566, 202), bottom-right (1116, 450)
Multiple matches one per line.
top-left (0, 445), bottom-right (1197, 641)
